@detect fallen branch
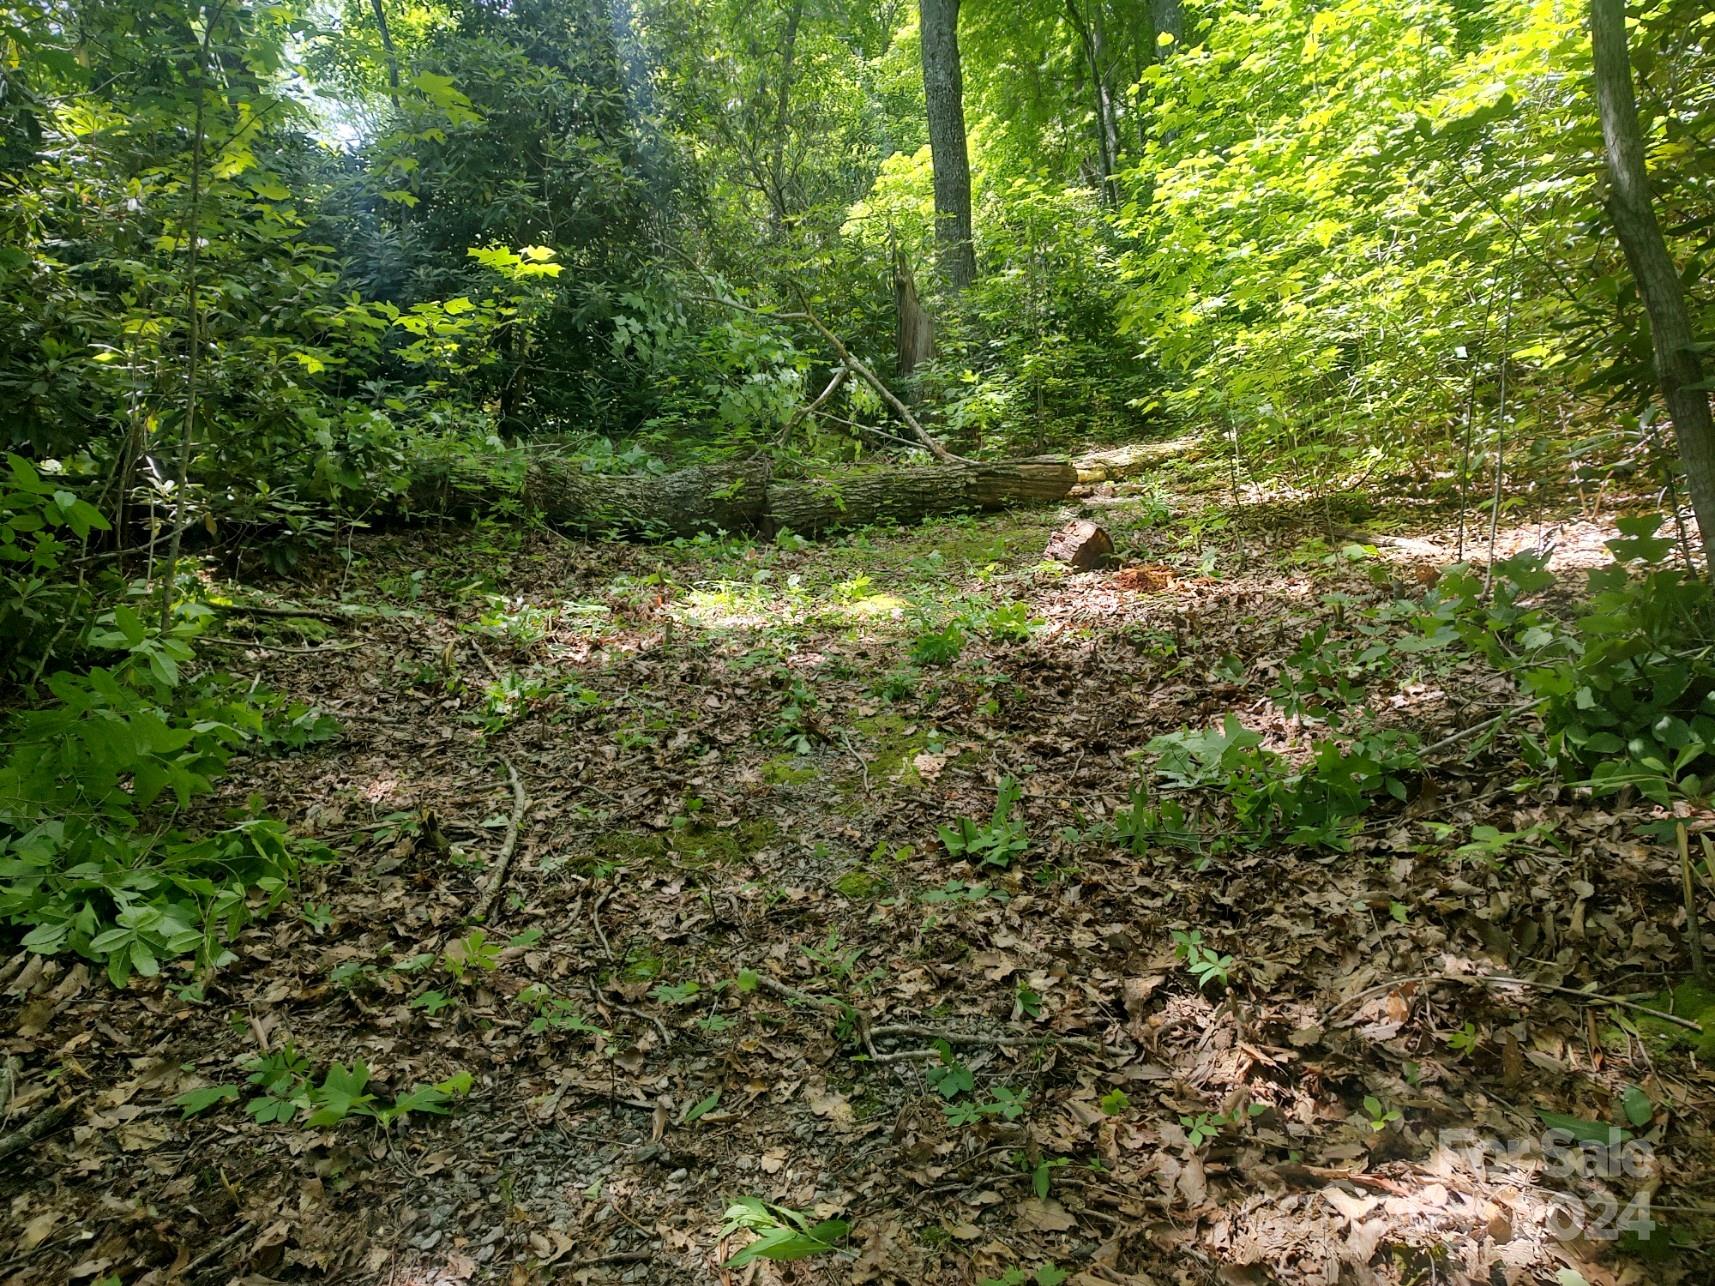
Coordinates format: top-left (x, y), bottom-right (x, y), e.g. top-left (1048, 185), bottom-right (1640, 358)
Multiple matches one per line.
top-left (747, 975), bottom-right (1104, 1056)
top-left (184, 1219), bottom-right (256, 1285)
top-left (0, 1100), bottom-right (71, 1163)
top-left (1333, 972), bottom-right (1704, 1033)
top-left (472, 758), bottom-right (528, 922)
top-left (202, 637), bottom-right (365, 655)
top-left (867, 1022), bottom-right (1103, 1056)
top-left (216, 600), bottom-right (367, 623)
top-left (792, 298), bottom-right (964, 465)
top-left (780, 366), bottom-right (848, 446)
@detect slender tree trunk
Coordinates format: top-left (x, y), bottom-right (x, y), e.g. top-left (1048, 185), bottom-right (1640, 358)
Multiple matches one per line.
top-left (919, 0), bottom-right (976, 291)
top-left (766, 0), bottom-right (803, 230)
top-left (1590, 0), bottom-right (1715, 573)
top-left (1152, 0), bottom-right (1182, 43)
top-left (160, 26), bottom-right (210, 632)
top-left (369, 0), bottom-right (401, 108)
top-left (1065, 0), bottom-right (1118, 204)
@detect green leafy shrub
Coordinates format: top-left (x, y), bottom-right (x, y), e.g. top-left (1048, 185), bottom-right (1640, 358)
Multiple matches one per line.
top-left (719, 1197), bottom-right (849, 1268)
top-left (0, 602), bottom-right (333, 984)
top-left (911, 620), bottom-right (966, 666)
top-left (1147, 716), bottom-right (1419, 849)
top-left (1, 454), bottom-right (108, 679)
top-left (1518, 519), bottom-right (1715, 799)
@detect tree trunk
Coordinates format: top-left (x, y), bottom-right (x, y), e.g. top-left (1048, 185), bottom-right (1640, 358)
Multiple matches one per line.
top-left (1589, 0), bottom-right (1715, 573)
top-left (919, 0), bottom-right (976, 292)
top-left (765, 458), bottom-right (1076, 536)
top-left (766, 0), bottom-right (803, 229)
top-left (369, 0), bottom-right (401, 108)
top-left (408, 455), bottom-right (1080, 540)
top-left (523, 457), bottom-right (773, 537)
top-left (1045, 519), bottom-right (1115, 570)
top-left (894, 249), bottom-right (934, 376)
top-left (1152, 0), bottom-right (1182, 43)
top-left (1065, 0), bottom-right (1119, 205)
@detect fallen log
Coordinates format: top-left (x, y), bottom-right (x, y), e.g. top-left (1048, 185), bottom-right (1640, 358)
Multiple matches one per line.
top-left (764, 458), bottom-right (1078, 537)
top-left (523, 456), bottom-right (772, 537)
top-left (414, 453), bottom-right (1079, 539)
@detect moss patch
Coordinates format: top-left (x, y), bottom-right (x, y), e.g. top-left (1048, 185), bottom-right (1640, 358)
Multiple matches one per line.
top-left (1628, 978), bottom-right (1715, 1058)
top-left (762, 755), bottom-right (817, 785)
top-left (831, 869), bottom-right (885, 900)
top-left (851, 713), bottom-right (933, 787)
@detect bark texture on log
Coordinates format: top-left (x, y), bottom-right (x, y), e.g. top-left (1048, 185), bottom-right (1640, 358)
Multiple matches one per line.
top-left (413, 453), bottom-right (1078, 540)
top-left (523, 457), bottom-right (773, 537)
top-left (1045, 519), bottom-right (1115, 570)
top-left (766, 458), bottom-right (1076, 536)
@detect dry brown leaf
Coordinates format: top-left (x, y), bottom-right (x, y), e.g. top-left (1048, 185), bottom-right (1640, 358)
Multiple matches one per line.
top-left (1014, 1197), bottom-right (1077, 1232)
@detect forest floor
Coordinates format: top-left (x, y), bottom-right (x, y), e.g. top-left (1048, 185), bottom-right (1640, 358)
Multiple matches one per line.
top-left (5, 442), bottom-right (1715, 1286)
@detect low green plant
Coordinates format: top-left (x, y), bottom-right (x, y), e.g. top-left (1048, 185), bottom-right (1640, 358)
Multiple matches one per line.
top-left (175, 1047), bottom-right (473, 1130)
top-left (1362, 1094), bottom-right (1402, 1132)
top-left (1, 600), bottom-right (332, 984)
top-left (1171, 929), bottom-right (1234, 990)
top-left (980, 1265), bottom-right (1068, 1286)
top-left (516, 984), bottom-right (606, 1036)
top-left (973, 601), bottom-right (1043, 643)
top-left (442, 928), bottom-right (502, 980)
top-left (919, 878), bottom-right (1009, 905)
top-left (937, 777), bottom-right (1031, 868)
top-left (911, 620), bottom-right (966, 666)
top-left (1147, 715), bottom-right (1419, 850)
top-left (719, 1197), bottom-right (849, 1267)
top-left (945, 1085), bottom-right (1028, 1125)
top-left (925, 1041), bottom-right (975, 1099)
top-left (1180, 1103), bottom-right (1263, 1148)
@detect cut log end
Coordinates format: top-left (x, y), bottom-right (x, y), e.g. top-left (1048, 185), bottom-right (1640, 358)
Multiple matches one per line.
top-left (1045, 520), bottom-right (1115, 571)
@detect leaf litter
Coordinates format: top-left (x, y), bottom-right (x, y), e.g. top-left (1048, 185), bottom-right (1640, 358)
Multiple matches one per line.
top-left (3, 464), bottom-right (1713, 1285)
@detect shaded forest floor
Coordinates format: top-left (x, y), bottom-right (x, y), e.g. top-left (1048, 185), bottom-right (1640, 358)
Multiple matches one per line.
top-left (5, 445), bottom-right (1715, 1285)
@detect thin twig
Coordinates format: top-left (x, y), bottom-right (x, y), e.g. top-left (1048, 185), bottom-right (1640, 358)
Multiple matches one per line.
top-left (184, 1220), bottom-right (256, 1284)
top-left (590, 884), bottom-right (617, 962)
top-left (838, 730), bottom-right (871, 792)
top-left (472, 758), bottom-right (528, 922)
top-left (202, 637), bottom-right (365, 655)
top-left (867, 1022), bottom-right (1103, 1054)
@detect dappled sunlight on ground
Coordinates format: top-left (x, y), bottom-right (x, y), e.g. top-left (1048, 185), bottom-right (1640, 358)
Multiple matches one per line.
top-left (8, 462), bottom-right (1711, 1284)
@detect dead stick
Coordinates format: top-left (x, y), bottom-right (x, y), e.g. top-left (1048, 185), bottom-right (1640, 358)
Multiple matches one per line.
top-left (472, 758), bottom-right (528, 922)
top-left (867, 1022), bottom-right (1102, 1054)
top-left (794, 303), bottom-right (964, 465)
top-left (202, 637), bottom-right (364, 655)
top-left (1332, 972), bottom-right (1704, 1033)
top-left (781, 366), bottom-right (848, 445)
top-left (0, 1101), bottom-right (71, 1163)
top-left (1680, 823), bottom-right (1709, 981)
top-left (184, 1219), bottom-right (256, 1284)
top-left (0, 1056), bottom-right (18, 1117)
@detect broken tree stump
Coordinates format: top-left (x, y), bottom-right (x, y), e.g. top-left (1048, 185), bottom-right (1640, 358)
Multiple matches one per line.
top-left (1045, 520), bottom-right (1115, 570)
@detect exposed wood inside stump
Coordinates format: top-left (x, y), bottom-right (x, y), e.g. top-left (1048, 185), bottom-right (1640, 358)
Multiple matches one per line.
top-left (1045, 519), bottom-right (1115, 570)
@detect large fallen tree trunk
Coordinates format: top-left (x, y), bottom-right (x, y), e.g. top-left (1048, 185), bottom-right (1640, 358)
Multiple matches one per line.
top-left (765, 458), bottom-right (1077, 536)
top-left (522, 457), bottom-right (773, 537)
top-left (515, 455), bottom-right (1076, 538)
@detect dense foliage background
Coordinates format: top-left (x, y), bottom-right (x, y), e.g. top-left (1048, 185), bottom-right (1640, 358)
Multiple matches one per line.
top-left (4, 0), bottom-right (1704, 544)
